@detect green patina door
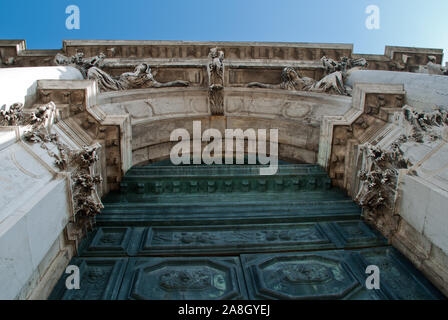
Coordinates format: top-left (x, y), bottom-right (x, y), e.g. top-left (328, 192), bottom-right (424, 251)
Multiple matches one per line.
top-left (50, 162), bottom-right (444, 300)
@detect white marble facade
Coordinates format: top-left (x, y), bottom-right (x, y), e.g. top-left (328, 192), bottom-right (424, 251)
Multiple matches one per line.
top-left (0, 41), bottom-right (448, 298)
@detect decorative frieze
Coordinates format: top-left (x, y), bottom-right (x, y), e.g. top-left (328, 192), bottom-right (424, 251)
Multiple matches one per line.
top-left (2, 40), bottom-right (444, 81)
top-left (247, 56), bottom-right (367, 96)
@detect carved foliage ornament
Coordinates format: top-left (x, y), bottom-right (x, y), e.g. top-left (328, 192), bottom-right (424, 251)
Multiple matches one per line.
top-left (402, 105), bottom-right (448, 142)
top-left (355, 105), bottom-right (448, 236)
top-left (55, 51), bottom-right (105, 78)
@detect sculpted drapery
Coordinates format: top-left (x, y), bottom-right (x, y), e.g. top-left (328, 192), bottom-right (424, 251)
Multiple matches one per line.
top-left (87, 63), bottom-right (189, 92)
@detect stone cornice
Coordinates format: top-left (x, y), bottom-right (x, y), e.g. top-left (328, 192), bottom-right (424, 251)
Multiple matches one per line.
top-left (1, 39), bottom-right (444, 73)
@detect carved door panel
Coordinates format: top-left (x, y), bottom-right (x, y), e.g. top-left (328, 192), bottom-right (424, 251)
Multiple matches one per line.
top-left (50, 164), bottom-right (445, 300)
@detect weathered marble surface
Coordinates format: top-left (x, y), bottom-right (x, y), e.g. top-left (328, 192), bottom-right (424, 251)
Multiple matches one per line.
top-left (346, 70), bottom-right (448, 111)
top-left (0, 66), bottom-right (83, 106)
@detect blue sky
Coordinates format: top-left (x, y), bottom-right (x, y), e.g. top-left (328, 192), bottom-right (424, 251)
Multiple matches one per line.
top-left (0, 0), bottom-right (447, 61)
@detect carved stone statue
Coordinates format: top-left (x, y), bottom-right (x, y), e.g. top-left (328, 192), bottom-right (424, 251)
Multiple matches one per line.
top-left (208, 48), bottom-right (225, 115)
top-left (0, 102), bottom-right (54, 128)
top-left (321, 56), bottom-right (368, 74)
top-left (247, 56), bottom-right (367, 96)
top-left (309, 71), bottom-right (347, 95)
top-left (55, 52), bottom-right (105, 78)
top-left (87, 63), bottom-right (189, 92)
top-left (208, 48), bottom-right (224, 82)
top-left (248, 67), bottom-right (347, 95)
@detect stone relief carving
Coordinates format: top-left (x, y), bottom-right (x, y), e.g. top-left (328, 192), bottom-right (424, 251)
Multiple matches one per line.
top-left (355, 138), bottom-right (412, 237)
top-left (247, 56), bottom-right (367, 96)
top-left (321, 56), bottom-right (368, 74)
top-left (279, 263), bottom-right (333, 284)
top-left (87, 63), bottom-right (189, 92)
top-left (0, 103), bottom-right (25, 125)
top-left (402, 105), bottom-right (448, 142)
top-left (249, 66), bottom-right (347, 95)
top-left (55, 51), bottom-right (106, 78)
top-left (248, 67), bottom-right (315, 91)
top-left (207, 48), bottom-right (225, 115)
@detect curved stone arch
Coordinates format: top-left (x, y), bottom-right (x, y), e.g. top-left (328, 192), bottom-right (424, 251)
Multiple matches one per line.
top-left (129, 114), bottom-right (320, 168)
top-left (94, 86), bottom-right (353, 177)
top-left (131, 140), bottom-right (317, 167)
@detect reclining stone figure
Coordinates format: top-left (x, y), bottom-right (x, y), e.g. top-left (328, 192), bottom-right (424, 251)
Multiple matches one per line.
top-left (247, 66), bottom-right (347, 95)
top-left (87, 63), bottom-right (190, 92)
top-left (55, 52), bottom-right (105, 78)
top-left (247, 56), bottom-right (367, 96)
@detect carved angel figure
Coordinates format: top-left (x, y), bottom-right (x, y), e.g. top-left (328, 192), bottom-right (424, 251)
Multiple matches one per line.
top-left (0, 103), bottom-right (24, 126)
top-left (247, 56), bottom-right (367, 96)
top-left (55, 52), bottom-right (105, 78)
top-left (88, 63), bottom-right (189, 92)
